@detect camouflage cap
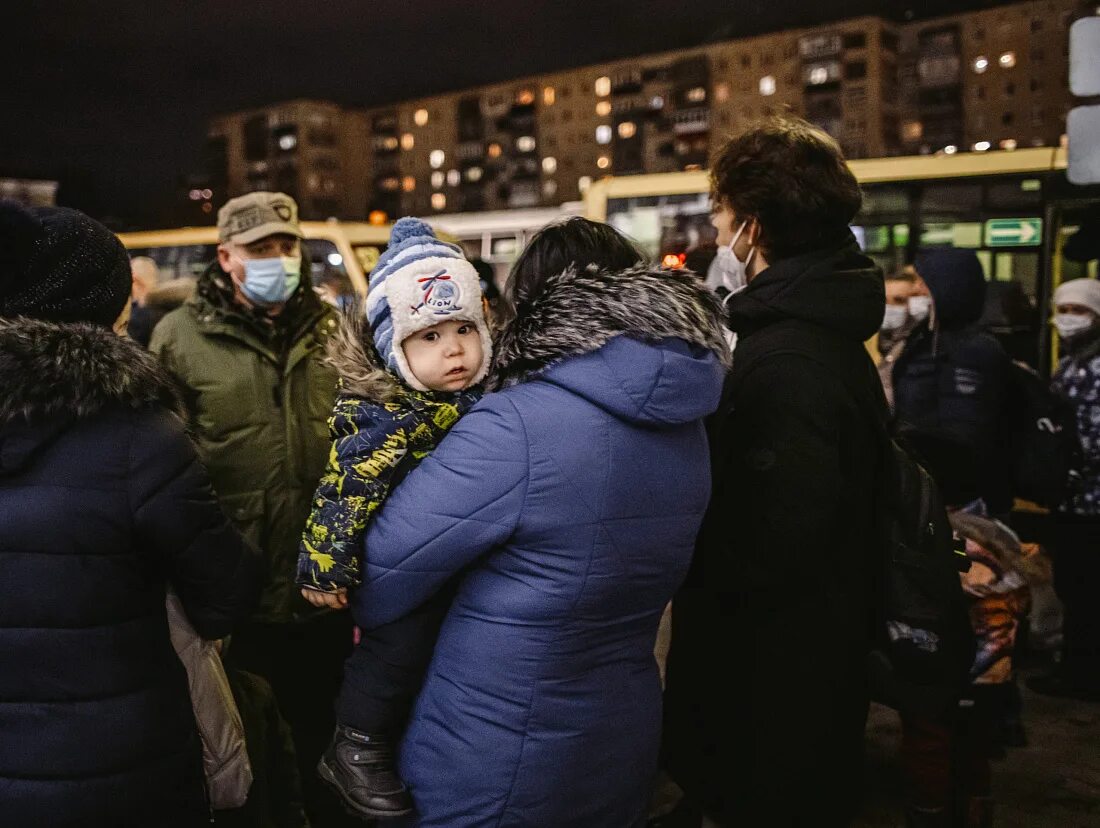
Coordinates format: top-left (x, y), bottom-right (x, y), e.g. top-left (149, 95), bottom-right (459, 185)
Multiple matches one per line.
top-left (217, 192), bottom-right (303, 245)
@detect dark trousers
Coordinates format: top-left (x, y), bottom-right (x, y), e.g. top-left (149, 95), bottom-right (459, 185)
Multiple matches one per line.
top-left (226, 611), bottom-right (355, 828)
top-left (1053, 516), bottom-right (1100, 688)
top-left (337, 585), bottom-right (454, 733)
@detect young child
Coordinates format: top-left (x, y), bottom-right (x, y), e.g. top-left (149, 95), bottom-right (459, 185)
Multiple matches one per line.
top-left (295, 217), bottom-right (492, 819)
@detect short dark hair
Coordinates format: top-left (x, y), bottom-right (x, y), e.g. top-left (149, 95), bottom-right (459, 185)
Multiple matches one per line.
top-left (710, 116), bottom-right (862, 260)
top-left (505, 217), bottom-right (646, 309)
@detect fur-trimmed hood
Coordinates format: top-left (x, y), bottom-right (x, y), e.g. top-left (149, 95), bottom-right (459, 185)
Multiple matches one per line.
top-left (323, 302), bottom-right (407, 404)
top-left (489, 264), bottom-right (730, 391)
top-left (0, 316), bottom-right (185, 427)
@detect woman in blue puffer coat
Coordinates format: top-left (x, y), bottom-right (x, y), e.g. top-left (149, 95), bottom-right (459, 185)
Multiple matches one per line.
top-left (351, 217), bottom-right (729, 827)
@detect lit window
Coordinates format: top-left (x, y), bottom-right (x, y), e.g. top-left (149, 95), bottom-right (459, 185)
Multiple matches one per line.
top-left (578, 175), bottom-right (593, 193)
top-left (759, 75), bottom-right (777, 96)
top-left (278, 134), bottom-right (298, 151)
top-left (973, 140), bottom-right (991, 152)
top-left (466, 166), bottom-right (483, 182)
top-left (808, 66), bottom-right (829, 85)
top-left (542, 156), bottom-right (558, 174)
top-left (544, 86), bottom-right (556, 105)
top-left (650, 95), bottom-right (665, 109)
top-left (402, 176), bottom-right (416, 192)
top-left (596, 100), bottom-right (612, 116)
top-left (1000, 138), bottom-right (1018, 150)
top-left (487, 143), bottom-right (502, 159)
top-left (973, 56), bottom-right (989, 74)
top-left (543, 180), bottom-right (558, 198)
top-left (429, 149), bottom-right (446, 169)
top-left (516, 135), bottom-right (537, 152)
top-left (400, 133), bottom-right (415, 150)
top-left (686, 86), bottom-right (707, 103)
top-left (516, 89), bottom-right (535, 105)
top-left (943, 144), bottom-right (958, 154)
top-left (431, 171), bottom-right (445, 188)
top-left (597, 155), bottom-right (611, 169)
top-left (414, 108), bottom-right (429, 126)
top-left (446, 169), bottom-right (460, 187)
top-left (999, 51), bottom-right (1016, 69)
top-left (714, 82), bottom-right (731, 103)
top-left (595, 76), bottom-right (611, 97)
top-left (596, 125), bottom-right (612, 144)
top-left (617, 121), bottom-right (637, 139)
top-left (384, 136), bottom-right (400, 151)
top-left (431, 193), bottom-right (446, 210)
top-left (902, 120), bottom-right (923, 141)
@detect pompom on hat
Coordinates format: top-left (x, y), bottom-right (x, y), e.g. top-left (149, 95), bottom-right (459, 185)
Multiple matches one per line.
top-left (0, 200), bottom-right (131, 328)
top-left (1054, 278), bottom-right (1100, 319)
top-left (366, 217), bottom-right (492, 391)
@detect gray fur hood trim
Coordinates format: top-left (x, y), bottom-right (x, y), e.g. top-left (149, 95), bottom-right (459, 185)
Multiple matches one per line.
top-left (0, 316), bottom-right (185, 425)
top-left (324, 304), bottom-right (405, 404)
top-left (489, 264), bottom-right (731, 390)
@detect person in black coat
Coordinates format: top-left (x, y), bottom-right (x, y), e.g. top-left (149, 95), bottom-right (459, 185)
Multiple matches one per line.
top-left (891, 248), bottom-right (1013, 515)
top-left (662, 117), bottom-right (886, 827)
top-left (0, 201), bottom-right (260, 828)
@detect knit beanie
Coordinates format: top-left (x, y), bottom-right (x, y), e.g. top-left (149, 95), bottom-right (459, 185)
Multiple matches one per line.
top-left (0, 200), bottom-right (131, 328)
top-left (366, 217), bottom-right (492, 392)
top-left (1054, 278), bottom-right (1100, 318)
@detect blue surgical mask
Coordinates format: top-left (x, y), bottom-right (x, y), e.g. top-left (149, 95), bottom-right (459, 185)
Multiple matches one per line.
top-left (237, 256), bottom-right (301, 306)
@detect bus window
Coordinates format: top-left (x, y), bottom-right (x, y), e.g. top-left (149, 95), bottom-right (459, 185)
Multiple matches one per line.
top-left (606, 192), bottom-right (711, 262)
top-left (304, 238), bottom-right (356, 306)
top-left (128, 244), bottom-right (218, 280)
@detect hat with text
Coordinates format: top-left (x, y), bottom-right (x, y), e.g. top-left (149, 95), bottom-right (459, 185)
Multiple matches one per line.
top-left (366, 217), bottom-right (492, 392)
top-left (217, 192), bottom-right (303, 245)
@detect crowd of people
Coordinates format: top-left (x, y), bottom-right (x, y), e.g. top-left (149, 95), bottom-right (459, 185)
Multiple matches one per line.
top-left (1, 115), bottom-right (1098, 828)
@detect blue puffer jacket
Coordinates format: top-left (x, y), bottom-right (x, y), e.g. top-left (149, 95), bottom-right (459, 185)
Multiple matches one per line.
top-left (353, 265), bottom-right (729, 827)
top-left (0, 318), bottom-right (259, 827)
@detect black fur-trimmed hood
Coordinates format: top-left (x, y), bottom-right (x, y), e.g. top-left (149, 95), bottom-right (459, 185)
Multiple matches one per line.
top-left (489, 264), bottom-right (731, 391)
top-left (0, 316), bottom-right (185, 426)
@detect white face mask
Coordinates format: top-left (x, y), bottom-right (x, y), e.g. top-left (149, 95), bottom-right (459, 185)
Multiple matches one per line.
top-left (881, 304), bottom-right (909, 332)
top-left (1054, 313), bottom-right (1095, 340)
top-left (907, 294), bottom-right (932, 322)
top-left (711, 221), bottom-right (756, 296)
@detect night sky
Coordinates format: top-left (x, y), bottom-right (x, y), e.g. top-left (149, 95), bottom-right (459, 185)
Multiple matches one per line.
top-left (8, 0), bottom-right (1020, 227)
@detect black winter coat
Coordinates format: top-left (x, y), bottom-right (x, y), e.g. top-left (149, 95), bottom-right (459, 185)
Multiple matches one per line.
top-left (663, 234), bottom-right (886, 827)
top-left (0, 317), bottom-right (260, 828)
top-left (891, 255), bottom-right (1013, 512)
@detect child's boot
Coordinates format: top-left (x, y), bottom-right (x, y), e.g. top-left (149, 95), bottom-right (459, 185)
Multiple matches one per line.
top-left (317, 725), bottom-right (412, 818)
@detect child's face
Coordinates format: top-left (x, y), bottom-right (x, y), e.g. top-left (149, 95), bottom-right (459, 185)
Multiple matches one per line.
top-left (402, 319), bottom-right (484, 392)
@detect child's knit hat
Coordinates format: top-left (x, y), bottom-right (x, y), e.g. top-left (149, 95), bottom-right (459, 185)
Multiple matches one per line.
top-left (366, 217), bottom-right (492, 391)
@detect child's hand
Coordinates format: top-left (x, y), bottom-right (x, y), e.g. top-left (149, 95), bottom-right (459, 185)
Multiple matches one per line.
top-left (300, 587), bottom-right (349, 609)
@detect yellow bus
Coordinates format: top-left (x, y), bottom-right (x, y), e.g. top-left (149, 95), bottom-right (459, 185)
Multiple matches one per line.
top-left (119, 220), bottom-right (392, 297)
top-left (585, 147), bottom-right (1100, 370)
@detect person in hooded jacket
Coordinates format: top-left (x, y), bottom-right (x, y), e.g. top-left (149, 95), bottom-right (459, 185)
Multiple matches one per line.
top-left (662, 117), bottom-right (886, 827)
top-left (350, 216), bottom-right (729, 827)
top-left (0, 201), bottom-right (259, 827)
top-left (891, 248), bottom-right (1013, 515)
top-left (1029, 277), bottom-right (1100, 701)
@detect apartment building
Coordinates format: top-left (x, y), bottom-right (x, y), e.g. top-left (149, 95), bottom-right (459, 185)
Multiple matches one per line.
top-left (206, 100), bottom-right (370, 220)
top-left (206, 0), bottom-right (1081, 219)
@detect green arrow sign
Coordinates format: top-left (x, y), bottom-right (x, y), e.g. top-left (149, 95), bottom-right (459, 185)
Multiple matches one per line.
top-left (985, 218), bottom-right (1042, 247)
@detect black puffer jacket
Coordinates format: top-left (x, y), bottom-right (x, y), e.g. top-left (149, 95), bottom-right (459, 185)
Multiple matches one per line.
top-left (0, 317), bottom-right (260, 827)
top-left (892, 249), bottom-right (1013, 512)
top-left (664, 233), bottom-right (886, 826)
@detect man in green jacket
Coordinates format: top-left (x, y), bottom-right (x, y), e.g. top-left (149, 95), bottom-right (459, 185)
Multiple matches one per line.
top-left (151, 192), bottom-right (350, 825)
